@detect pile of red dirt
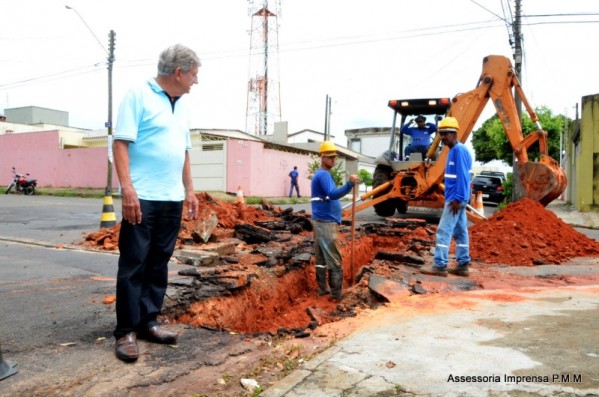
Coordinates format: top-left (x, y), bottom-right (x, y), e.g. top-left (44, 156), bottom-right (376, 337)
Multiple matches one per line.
top-left (77, 192), bottom-right (275, 250)
top-left (470, 198), bottom-right (599, 266)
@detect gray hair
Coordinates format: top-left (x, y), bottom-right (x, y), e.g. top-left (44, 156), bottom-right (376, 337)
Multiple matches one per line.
top-left (157, 44), bottom-right (201, 76)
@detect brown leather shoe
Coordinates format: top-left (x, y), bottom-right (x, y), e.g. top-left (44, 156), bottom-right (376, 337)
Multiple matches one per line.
top-left (140, 326), bottom-right (178, 345)
top-left (115, 332), bottom-right (138, 362)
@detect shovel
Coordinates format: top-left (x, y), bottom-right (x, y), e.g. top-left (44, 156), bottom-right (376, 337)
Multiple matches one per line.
top-left (350, 184), bottom-right (357, 286)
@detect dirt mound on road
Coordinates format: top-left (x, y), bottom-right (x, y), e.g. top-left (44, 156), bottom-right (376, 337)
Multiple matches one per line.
top-left (470, 198), bottom-right (599, 266)
top-left (77, 192), bottom-right (275, 250)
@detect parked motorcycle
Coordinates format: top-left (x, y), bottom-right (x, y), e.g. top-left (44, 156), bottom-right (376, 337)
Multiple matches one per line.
top-left (5, 167), bottom-right (37, 195)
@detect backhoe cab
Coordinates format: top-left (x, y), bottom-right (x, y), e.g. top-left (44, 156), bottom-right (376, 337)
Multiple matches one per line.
top-left (368, 98), bottom-right (451, 217)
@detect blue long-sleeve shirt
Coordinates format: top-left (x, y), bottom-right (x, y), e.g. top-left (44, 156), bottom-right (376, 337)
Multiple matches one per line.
top-left (400, 122), bottom-right (437, 146)
top-left (444, 142), bottom-right (473, 203)
top-left (289, 169), bottom-right (299, 183)
top-left (311, 168), bottom-right (354, 224)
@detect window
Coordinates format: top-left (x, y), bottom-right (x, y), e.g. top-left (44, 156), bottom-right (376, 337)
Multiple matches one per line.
top-left (350, 138), bottom-right (361, 153)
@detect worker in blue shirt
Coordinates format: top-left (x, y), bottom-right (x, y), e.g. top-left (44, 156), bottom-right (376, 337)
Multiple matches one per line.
top-left (289, 166), bottom-right (300, 197)
top-left (400, 115), bottom-right (437, 160)
top-left (420, 117), bottom-right (473, 277)
top-left (311, 141), bottom-right (358, 301)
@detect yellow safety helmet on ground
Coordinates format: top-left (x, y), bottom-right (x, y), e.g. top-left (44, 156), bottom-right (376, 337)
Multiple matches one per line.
top-left (438, 117), bottom-right (459, 133)
top-left (319, 141), bottom-right (338, 156)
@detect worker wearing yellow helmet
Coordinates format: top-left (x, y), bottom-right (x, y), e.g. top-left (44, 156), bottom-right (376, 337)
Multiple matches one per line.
top-left (311, 141), bottom-right (358, 301)
top-left (420, 117), bottom-right (473, 277)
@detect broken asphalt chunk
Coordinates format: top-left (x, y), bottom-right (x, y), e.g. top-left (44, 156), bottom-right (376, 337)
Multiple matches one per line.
top-left (234, 223), bottom-right (275, 244)
top-left (368, 274), bottom-right (410, 302)
top-left (375, 251), bottom-right (425, 266)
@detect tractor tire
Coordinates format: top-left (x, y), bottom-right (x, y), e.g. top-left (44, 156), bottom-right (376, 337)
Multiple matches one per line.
top-left (396, 199), bottom-right (408, 214)
top-left (372, 165), bottom-right (397, 217)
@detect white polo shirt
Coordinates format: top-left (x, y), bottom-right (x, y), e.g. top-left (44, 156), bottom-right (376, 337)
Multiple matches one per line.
top-left (114, 78), bottom-right (192, 201)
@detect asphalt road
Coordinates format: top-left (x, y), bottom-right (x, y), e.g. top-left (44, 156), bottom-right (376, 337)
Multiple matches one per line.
top-left (0, 194), bottom-right (263, 396)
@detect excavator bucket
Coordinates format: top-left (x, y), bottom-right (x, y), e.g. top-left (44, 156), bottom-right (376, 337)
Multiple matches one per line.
top-left (516, 155), bottom-right (567, 206)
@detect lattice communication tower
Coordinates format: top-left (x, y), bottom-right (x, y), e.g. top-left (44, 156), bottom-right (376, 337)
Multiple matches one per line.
top-left (246, 0), bottom-right (282, 136)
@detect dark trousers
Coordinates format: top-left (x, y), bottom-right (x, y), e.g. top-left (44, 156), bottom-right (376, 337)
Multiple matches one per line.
top-left (289, 181), bottom-right (300, 197)
top-left (113, 199), bottom-right (183, 339)
top-left (404, 144), bottom-right (428, 159)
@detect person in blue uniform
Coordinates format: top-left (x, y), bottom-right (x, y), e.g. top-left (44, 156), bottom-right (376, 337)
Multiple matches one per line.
top-left (310, 141), bottom-right (358, 301)
top-left (400, 115), bottom-right (437, 160)
top-left (289, 166), bottom-right (300, 197)
top-left (420, 117), bottom-right (473, 277)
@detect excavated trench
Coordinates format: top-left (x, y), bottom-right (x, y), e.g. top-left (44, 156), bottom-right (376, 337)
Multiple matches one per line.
top-left (172, 235), bottom-right (377, 335)
top-left (80, 194), bottom-right (599, 337)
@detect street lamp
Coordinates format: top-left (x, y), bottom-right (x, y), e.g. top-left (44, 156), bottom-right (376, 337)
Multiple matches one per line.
top-left (65, 5), bottom-right (116, 228)
top-left (64, 5), bottom-right (108, 56)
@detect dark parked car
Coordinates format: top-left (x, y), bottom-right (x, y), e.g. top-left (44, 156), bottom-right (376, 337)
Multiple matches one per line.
top-left (471, 175), bottom-right (505, 204)
top-left (479, 170), bottom-right (506, 182)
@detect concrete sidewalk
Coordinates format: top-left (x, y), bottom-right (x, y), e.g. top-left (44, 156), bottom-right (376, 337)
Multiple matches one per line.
top-left (546, 200), bottom-right (599, 229)
top-left (263, 286), bottom-right (599, 397)
top-left (262, 201), bottom-right (599, 397)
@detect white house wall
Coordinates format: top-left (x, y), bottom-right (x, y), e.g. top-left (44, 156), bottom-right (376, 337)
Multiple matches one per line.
top-left (188, 141), bottom-right (226, 192)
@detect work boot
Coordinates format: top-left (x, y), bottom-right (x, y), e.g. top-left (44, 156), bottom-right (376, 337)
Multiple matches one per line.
top-left (329, 269), bottom-right (343, 301)
top-left (316, 267), bottom-right (330, 296)
top-left (419, 265), bottom-right (448, 277)
top-left (448, 263), bottom-right (470, 277)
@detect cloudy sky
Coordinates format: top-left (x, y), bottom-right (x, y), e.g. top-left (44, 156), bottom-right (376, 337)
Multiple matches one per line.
top-left (1, 0), bottom-right (598, 146)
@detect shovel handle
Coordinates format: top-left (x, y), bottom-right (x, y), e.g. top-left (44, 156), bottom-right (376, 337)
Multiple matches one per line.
top-left (350, 184), bottom-right (357, 285)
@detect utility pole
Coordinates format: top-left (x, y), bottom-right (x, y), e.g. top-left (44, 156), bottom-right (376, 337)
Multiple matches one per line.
top-left (324, 95), bottom-right (331, 141)
top-left (510, 0), bottom-right (524, 203)
top-left (105, 30), bottom-right (115, 195)
top-left (100, 30), bottom-right (117, 228)
top-left (513, 0), bottom-right (523, 123)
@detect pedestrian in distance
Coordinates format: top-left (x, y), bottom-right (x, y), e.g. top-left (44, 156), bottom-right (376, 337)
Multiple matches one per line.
top-left (311, 141), bottom-right (358, 302)
top-left (400, 115), bottom-right (437, 160)
top-left (112, 44), bottom-right (200, 362)
top-left (289, 165), bottom-right (300, 197)
top-left (420, 117), bottom-right (473, 277)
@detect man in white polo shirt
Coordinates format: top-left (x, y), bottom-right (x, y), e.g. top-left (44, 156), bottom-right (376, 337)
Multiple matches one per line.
top-left (112, 44), bottom-right (200, 362)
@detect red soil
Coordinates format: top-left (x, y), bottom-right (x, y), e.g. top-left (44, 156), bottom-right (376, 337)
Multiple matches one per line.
top-left (470, 198), bottom-right (599, 266)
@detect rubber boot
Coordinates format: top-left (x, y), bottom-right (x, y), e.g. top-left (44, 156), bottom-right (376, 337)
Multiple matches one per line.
top-left (329, 269), bottom-right (343, 302)
top-left (316, 267), bottom-right (330, 296)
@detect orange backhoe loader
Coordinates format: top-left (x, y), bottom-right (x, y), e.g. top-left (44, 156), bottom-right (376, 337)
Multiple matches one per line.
top-left (343, 55), bottom-right (567, 223)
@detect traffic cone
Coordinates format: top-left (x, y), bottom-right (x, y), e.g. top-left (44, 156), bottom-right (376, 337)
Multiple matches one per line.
top-left (474, 191), bottom-right (485, 217)
top-left (0, 341), bottom-right (17, 381)
top-left (100, 189), bottom-right (117, 229)
top-left (236, 185), bottom-right (245, 204)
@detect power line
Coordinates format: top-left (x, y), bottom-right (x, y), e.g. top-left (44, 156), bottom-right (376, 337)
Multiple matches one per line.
top-left (0, 64), bottom-right (106, 89)
top-left (469, 0), bottom-right (509, 23)
top-left (2, 14), bottom-right (598, 90)
top-left (524, 12), bottom-right (599, 18)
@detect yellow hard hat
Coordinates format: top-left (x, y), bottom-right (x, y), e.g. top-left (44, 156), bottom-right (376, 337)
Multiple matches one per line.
top-left (438, 117), bottom-right (459, 132)
top-left (319, 141), bottom-right (337, 156)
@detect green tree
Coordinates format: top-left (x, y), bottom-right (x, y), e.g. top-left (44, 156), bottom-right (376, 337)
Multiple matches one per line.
top-left (358, 169), bottom-right (373, 191)
top-left (471, 107), bottom-right (568, 166)
top-left (306, 154), bottom-right (346, 186)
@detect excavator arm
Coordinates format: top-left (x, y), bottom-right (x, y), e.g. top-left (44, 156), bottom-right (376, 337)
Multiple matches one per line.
top-left (449, 55), bottom-right (566, 206)
top-left (342, 55), bottom-right (566, 220)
